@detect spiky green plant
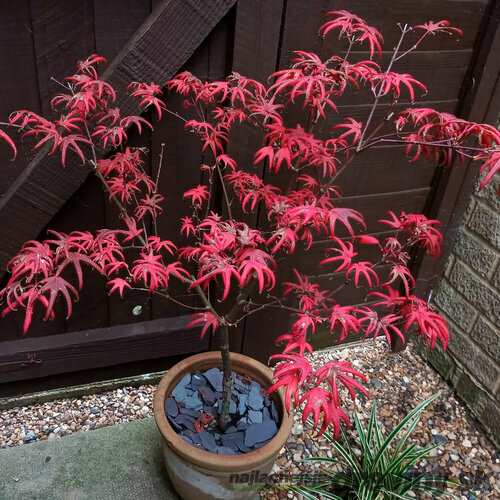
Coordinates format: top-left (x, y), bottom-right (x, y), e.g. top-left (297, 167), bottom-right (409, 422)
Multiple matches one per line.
top-left (290, 394), bottom-right (458, 499)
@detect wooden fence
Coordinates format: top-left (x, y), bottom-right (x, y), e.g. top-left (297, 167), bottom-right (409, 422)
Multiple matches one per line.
top-left (0, 0), bottom-right (497, 394)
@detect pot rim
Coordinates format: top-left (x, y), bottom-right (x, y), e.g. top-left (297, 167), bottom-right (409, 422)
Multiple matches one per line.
top-left (153, 351), bottom-right (294, 472)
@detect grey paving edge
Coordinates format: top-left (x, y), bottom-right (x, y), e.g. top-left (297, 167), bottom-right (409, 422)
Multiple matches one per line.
top-left (0, 371), bottom-right (167, 410)
top-left (0, 417), bottom-right (180, 500)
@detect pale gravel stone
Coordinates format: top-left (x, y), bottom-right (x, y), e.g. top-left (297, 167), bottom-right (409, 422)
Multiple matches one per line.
top-left (0, 344), bottom-right (498, 500)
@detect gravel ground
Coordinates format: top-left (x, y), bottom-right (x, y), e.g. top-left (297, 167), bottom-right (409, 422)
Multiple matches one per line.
top-left (0, 342), bottom-right (498, 500)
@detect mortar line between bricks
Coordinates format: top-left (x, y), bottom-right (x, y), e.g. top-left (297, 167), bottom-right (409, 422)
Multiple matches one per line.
top-left (451, 256), bottom-right (500, 302)
top-left (436, 310), bottom-right (500, 394)
top-left (459, 225), bottom-right (500, 258)
top-left (466, 311), bottom-right (480, 334)
top-left (435, 275), bottom-right (481, 323)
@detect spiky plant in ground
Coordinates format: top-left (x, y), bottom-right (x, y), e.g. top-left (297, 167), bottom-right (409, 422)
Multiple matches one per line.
top-left (288, 394), bottom-right (458, 499)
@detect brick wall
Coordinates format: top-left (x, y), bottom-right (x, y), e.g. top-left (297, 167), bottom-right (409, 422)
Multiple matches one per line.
top-left (416, 173), bottom-right (500, 447)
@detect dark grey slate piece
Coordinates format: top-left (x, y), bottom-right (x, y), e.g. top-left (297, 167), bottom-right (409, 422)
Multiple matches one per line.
top-left (270, 400), bottom-right (280, 423)
top-left (179, 373), bottom-right (192, 386)
top-left (167, 417), bottom-right (183, 433)
top-left (250, 381), bottom-right (260, 391)
top-left (433, 434), bottom-right (446, 445)
top-left (172, 384), bottom-right (187, 402)
top-left (176, 414), bottom-right (196, 430)
top-left (224, 425), bottom-right (238, 434)
top-left (237, 441), bottom-right (252, 453)
top-left (180, 434), bottom-right (194, 445)
top-left (237, 393), bottom-right (248, 415)
top-left (216, 446), bottom-right (237, 455)
top-left (210, 404), bottom-right (218, 418)
top-left (248, 410), bottom-right (263, 424)
top-left (262, 407), bottom-right (271, 422)
top-left (173, 373), bottom-right (192, 401)
top-left (244, 421), bottom-right (278, 447)
top-left (254, 437), bottom-right (273, 449)
top-left (229, 399), bottom-right (237, 414)
top-left (204, 367), bottom-right (223, 392)
top-left (203, 404), bottom-right (216, 416)
top-left (228, 430), bottom-right (252, 453)
top-left (199, 430), bottom-right (217, 452)
top-left (184, 394), bottom-right (203, 410)
top-left (191, 372), bottom-right (206, 387)
top-left (248, 386), bottom-right (264, 411)
top-left (199, 386), bottom-right (215, 404)
top-left (179, 407), bottom-right (201, 419)
top-left (234, 379), bottom-right (250, 394)
top-left (220, 431), bottom-right (247, 453)
top-left (164, 398), bottom-right (178, 418)
top-left (236, 418), bottom-right (249, 431)
top-left (186, 431), bottom-right (202, 446)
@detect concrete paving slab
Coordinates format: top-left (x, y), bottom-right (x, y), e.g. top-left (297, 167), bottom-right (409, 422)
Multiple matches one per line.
top-left (0, 417), bottom-right (180, 500)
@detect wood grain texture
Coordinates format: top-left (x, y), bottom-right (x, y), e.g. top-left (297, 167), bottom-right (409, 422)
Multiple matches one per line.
top-left (93, 0), bottom-right (153, 328)
top-left (0, 0), bottom-right (495, 381)
top-left (412, 0), bottom-right (500, 298)
top-left (30, 0), bottom-right (95, 118)
top-left (0, 2), bottom-right (42, 196)
top-left (221, 0), bottom-right (285, 354)
top-left (0, 315), bottom-right (206, 385)
top-left (0, 0), bottom-right (236, 276)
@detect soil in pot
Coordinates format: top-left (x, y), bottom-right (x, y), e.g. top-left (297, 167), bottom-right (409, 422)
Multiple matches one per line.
top-left (164, 366), bottom-right (281, 454)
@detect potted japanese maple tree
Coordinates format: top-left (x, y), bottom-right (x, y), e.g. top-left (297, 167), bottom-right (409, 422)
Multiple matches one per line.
top-left (1, 10), bottom-right (498, 500)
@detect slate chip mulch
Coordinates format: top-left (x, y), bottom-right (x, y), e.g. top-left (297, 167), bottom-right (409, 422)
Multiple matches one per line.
top-left (165, 367), bottom-right (281, 454)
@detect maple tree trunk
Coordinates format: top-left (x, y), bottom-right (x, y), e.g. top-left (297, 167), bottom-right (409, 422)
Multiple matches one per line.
top-left (217, 279), bottom-right (258, 431)
top-left (218, 323), bottom-right (233, 431)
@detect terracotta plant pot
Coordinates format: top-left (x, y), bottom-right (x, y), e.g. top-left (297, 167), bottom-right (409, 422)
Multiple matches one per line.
top-left (153, 351), bottom-right (293, 500)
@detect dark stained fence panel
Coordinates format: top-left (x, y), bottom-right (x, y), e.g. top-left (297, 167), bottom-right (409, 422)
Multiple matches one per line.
top-left (0, 0), bottom-right (237, 279)
top-left (30, 0), bottom-right (95, 117)
top-left (0, 315), bottom-right (206, 386)
top-left (0, 0), bottom-right (495, 386)
top-left (0, 2), bottom-right (41, 196)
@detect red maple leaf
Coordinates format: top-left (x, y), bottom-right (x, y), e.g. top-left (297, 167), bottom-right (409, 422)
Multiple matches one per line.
top-left (314, 360), bottom-right (369, 406)
top-left (320, 237), bottom-right (357, 272)
top-left (299, 387), bottom-right (349, 437)
top-left (107, 278), bottom-right (131, 298)
top-left (127, 82), bottom-right (166, 119)
top-left (328, 304), bottom-right (360, 341)
top-left (276, 331), bottom-right (313, 356)
top-left (412, 20), bottom-right (463, 37)
top-left (38, 275), bottom-right (79, 321)
top-left (188, 311), bottom-right (219, 339)
top-left (183, 185), bottom-right (209, 207)
top-left (327, 208), bottom-right (366, 237)
top-left (235, 248), bottom-right (276, 292)
top-left (268, 353), bottom-right (313, 412)
top-left (331, 118), bottom-right (363, 145)
top-left (345, 261), bottom-right (379, 288)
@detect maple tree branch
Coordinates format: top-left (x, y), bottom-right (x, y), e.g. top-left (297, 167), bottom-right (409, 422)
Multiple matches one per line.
top-left (152, 142), bottom-right (166, 238)
top-left (232, 296), bottom-right (305, 325)
top-left (163, 107), bottom-right (188, 124)
top-left (132, 287), bottom-right (206, 311)
top-left (357, 24), bottom-right (411, 151)
top-left (216, 163), bottom-right (233, 219)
